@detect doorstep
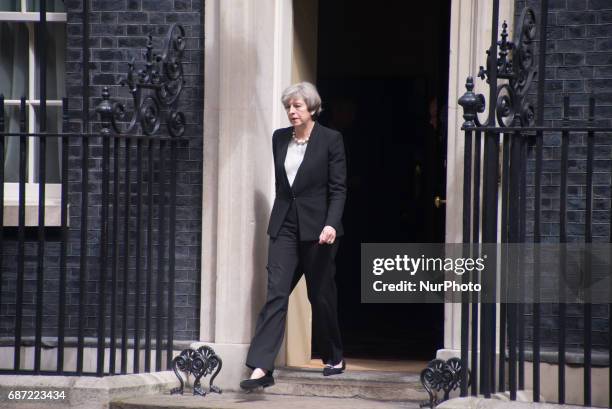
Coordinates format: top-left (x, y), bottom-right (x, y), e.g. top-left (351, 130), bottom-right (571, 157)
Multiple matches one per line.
top-left (111, 392), bottom-right (421, 409)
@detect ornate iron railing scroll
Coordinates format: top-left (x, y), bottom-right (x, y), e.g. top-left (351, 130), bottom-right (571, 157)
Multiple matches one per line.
top-left (464, 8), bottom-right (537, 128)
top-left (96, 23), bottom-right (186, 137)
top-left (170, 346), bottom-right (223, 396)
top-left (420, 358), bottom-right (470, 408)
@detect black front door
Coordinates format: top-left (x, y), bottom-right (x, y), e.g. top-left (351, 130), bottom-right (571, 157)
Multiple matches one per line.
top-left (314, 0), bottom-right (451, 361)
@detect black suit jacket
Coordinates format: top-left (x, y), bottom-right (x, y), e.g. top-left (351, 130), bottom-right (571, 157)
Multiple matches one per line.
top-left (267, 122), bottom-right (347, 241)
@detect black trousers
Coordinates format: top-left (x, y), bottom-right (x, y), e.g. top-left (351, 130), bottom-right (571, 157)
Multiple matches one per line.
top-left (246, 202), bottom-right (343, 372)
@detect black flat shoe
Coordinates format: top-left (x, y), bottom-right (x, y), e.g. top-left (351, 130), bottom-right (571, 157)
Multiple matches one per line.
top-left (323, 359), bottom-right (346, 376)
top-left (240, 375), bottom-right (275, 390)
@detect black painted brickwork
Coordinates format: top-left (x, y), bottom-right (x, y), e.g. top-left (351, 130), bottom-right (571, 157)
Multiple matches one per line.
top-left (514, 0), bottom-right (612, 350)
top-left (1, 0), bottom-right (203, 343)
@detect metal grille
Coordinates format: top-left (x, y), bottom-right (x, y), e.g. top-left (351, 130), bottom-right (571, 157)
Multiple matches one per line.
top-left (458, 0), bottom-right (612, 406)
top-left (0, 8), bottom-right (188, 376)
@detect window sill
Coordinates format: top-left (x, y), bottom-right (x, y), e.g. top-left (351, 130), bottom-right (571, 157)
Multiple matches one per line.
top-left (2, 183), bottom-right (64, 226)
top-left (0, 12), bottom-right (67, 22)
top-left (3, 200), bottom-right (65, 226)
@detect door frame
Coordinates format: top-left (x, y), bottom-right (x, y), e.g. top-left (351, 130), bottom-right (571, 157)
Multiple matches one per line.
top-left (198, 0), bottom-right (516, 370)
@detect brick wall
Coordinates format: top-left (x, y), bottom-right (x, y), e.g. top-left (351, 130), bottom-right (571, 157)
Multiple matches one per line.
top-left (1, 0), bottom-right (203, 343)
top-left (515, 0), bottom-right (611, 350)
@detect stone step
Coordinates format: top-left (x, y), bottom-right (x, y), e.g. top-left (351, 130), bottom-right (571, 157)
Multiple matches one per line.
top-left (111, 392), bottom-right (422, 409)
top-left (263, 366), bottom-right (428, 402)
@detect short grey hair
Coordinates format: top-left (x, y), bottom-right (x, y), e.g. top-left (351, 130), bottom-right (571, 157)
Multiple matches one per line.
top-left (281, 82), bottom-right (322, 117)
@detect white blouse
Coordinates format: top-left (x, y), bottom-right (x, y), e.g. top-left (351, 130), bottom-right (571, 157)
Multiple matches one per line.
top-left (284, 139), bottom-right (308, 186)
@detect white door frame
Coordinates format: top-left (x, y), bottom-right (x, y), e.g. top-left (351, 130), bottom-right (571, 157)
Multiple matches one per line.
top-left (199, 2), bottom-right (517, 382)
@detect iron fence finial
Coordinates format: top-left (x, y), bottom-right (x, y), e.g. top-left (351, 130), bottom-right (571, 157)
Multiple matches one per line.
top-left (96, 87), bottom-right (114, 130)
top-left (458, 76), bottom-right (485, 129)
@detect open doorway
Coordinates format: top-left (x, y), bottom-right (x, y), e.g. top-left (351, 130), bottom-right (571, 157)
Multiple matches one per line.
top-left (314, 0), bottom-right (451, 362)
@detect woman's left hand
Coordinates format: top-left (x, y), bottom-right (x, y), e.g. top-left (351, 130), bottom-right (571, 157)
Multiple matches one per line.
top-left (319, 226), bottom-right (337, 245)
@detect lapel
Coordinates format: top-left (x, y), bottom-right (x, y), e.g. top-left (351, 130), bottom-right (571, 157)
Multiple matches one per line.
top-left (278, 128), bottom-right (292, 190)
top-left (278, 122), bottom-right (320, 193)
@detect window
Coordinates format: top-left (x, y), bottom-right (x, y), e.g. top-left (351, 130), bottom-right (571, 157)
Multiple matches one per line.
top-left (0, 0), bottom-right (66, 226)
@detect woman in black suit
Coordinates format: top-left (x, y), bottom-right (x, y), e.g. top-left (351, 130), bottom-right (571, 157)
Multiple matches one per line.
top-left (240, 82), bottom-right (347, 390)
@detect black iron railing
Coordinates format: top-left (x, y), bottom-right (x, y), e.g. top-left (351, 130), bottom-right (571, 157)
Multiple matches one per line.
top-left (457, 0), bottom-right (611, 407)
top-left (0, 23), bottom-right (187, 377)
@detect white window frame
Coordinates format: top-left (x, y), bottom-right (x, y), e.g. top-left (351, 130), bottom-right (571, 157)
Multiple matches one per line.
top-left (1, 0), bottom-right (66, 226)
